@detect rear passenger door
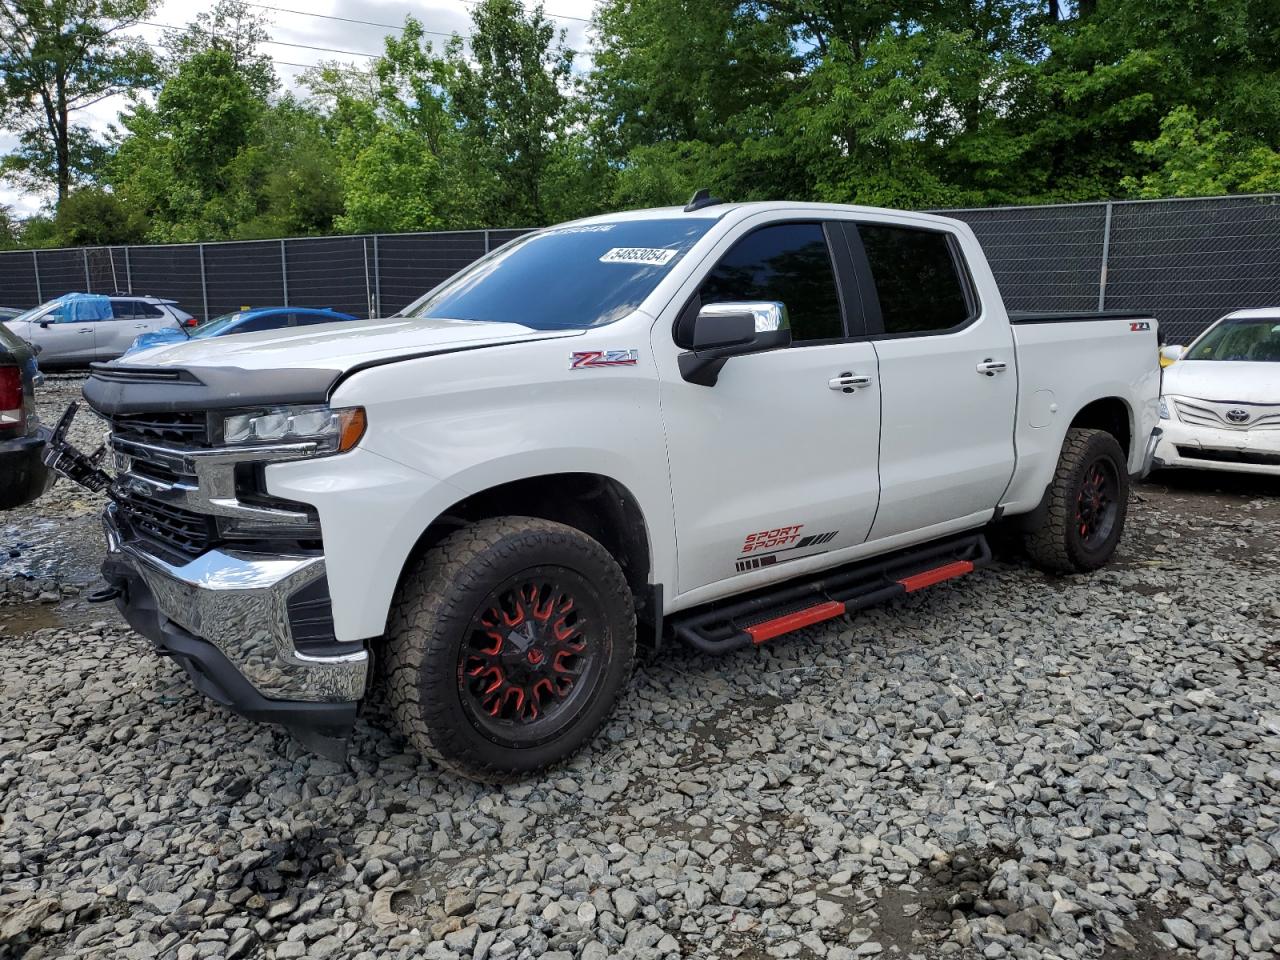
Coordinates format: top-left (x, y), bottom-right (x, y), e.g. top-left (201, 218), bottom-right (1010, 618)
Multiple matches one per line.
top-left (132, 300), bottom-right (177, 335)
top-left (96, 300), bottom-right (146, 359)
top-left (846, 221), bottom-right (1017, 541)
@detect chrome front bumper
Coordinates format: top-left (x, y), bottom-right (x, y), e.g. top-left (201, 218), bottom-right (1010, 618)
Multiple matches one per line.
top-left (103, 504), bottom-right (368, 704)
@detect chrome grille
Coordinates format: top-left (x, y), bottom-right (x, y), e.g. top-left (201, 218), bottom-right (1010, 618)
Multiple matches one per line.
top-left (1173, 398), bottom-right (1280, 430)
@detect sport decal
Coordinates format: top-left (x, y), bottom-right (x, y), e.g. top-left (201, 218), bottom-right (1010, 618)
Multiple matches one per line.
top-left (569, 349), bottom-right (640, 369)
top-left (1129, 321), bottom-right (1151, 332)
top-left (599, 247), bottom-right (678, 266)
top-left (735, 524), bottom-right (838, 572)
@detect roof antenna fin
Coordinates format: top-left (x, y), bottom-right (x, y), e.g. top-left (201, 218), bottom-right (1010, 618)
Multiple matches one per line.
top-left (684, 188), bottom-right (725, 213)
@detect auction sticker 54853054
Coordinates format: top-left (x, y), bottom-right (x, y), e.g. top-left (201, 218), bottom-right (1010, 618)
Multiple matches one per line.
top-left (599, 248), bottom-right (678, 266)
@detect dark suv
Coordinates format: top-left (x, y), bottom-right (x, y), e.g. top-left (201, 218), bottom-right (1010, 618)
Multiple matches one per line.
top-left (0, 323), bottom-right (52, 509)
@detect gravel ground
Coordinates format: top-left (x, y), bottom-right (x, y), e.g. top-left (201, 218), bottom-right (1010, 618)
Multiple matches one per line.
top-left (2, 377), bottom-right (1279, 960)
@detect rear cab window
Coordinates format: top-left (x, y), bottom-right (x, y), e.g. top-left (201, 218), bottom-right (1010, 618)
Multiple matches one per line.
top-left (854, 224), bottom-right (976, 336)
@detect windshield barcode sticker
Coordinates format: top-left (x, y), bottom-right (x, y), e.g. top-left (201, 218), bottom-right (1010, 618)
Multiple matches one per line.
top-left (599, 247), bottom-right (678, 266)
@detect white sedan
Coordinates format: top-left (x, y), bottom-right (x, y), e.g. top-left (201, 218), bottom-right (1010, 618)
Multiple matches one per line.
top-left (1154, 308), bottom-right (1280, 475)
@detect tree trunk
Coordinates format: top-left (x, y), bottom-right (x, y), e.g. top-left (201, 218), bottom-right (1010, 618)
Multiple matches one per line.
top-left (55, 73), bottom-right (69, 202)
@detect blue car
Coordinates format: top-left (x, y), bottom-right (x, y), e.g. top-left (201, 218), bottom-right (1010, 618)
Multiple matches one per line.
top-left (124, 306), bottom-right (359, 356)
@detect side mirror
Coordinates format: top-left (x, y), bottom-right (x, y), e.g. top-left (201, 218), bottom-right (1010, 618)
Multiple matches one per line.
top-left (678, 301), bottom-right (792, 386)
top-left (1159, 345), bottom-right (1184, 365)
top-left (38, 320), bottom-right (50, 329)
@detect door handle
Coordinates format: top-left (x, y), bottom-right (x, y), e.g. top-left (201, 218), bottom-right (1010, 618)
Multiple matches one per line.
top-left (829, 372), bottom-right (874, 393)
top-left (976, 359), bottom-right (1008, 376)
top-left (133, 323), bottom-right (147, 328)
top-left (79, 328), bottom-right (93, 334)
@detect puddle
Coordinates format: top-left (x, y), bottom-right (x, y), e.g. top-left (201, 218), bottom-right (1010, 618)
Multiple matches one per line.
top-left (0, 602), bottom-right (65, 634)
top-left (0, 512), bottom-right (103, 593)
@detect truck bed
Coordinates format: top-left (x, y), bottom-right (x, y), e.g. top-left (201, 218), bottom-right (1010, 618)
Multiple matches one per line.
top-left (1008, 310), bottom-right (1154, 325)
top-left (998, 309), bottom-right (1161, 516)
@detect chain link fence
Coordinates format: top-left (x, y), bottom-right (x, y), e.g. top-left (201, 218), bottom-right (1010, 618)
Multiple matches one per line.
top-left (3, 196), bottom-right (1279, 342)
top-left (937, 193), bottom-right (1280, 343)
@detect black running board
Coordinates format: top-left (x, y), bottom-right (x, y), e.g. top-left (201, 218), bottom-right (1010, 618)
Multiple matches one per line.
top-left (672, 533), bottom-right (991, 655)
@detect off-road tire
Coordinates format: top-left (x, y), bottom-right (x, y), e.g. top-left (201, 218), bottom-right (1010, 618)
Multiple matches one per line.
top-left (1024, 427), bottom-right (1129, 574)
top-left (385, 517), bottom-right (635, 782)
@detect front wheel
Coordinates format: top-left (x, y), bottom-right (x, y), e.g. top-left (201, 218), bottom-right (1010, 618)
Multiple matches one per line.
top-left (384, 517), bottom-right (635, 782)
top-left (1024, 427), bottom-right (1130, 574)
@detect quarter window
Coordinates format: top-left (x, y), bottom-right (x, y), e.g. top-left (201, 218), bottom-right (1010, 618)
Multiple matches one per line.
top-left (698, 223), bottom-right (844, 343)
top-left (858, 225), bottom-right (971, 335)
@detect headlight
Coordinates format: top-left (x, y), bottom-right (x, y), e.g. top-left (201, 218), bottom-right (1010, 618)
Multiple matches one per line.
top-left (1158, 397), bottom-right (1171, 420)
top-left (221, 404), bottom-right (366, 454)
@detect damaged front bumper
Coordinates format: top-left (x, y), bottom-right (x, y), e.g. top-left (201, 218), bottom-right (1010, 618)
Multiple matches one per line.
top-left (101, 502), bottom-right (367, 742)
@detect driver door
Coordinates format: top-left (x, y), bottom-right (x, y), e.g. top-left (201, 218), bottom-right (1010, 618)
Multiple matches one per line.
top-left (657, 219), bottom-right (882, 598)
top-left (35, 305), bottom-right (98, 365)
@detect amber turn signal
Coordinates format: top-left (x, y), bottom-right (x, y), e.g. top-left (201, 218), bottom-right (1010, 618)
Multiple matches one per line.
top-left (336, 407), bottom-right (367, 453)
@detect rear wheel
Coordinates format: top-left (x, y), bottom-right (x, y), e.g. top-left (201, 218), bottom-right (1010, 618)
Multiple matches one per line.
top-left (385, 517), bottom-right (635, 782)
top-left (1024, 427), bottom-right (1129, 574)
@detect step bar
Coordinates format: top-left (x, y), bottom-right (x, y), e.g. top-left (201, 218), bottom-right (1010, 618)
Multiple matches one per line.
top-left (672, 533), bottom-right (991, 655)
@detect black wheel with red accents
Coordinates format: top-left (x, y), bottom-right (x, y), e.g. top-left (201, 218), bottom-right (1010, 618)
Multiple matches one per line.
top-left (1024, 427), bottom-right (1129, 574)
top-left (460, 569), bottom-right (609, 749)
top-left (1075, 457), bottom-right (1120, 547)
top-left (385, 517), bottom-right (635, 782)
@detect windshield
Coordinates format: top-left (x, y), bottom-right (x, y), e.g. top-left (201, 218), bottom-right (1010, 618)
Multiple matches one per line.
top-left (1185, 317), bottom-right (1280, 362)
top-left (403, 219), bottom-right (713, 330)
top-left (191, 312), bottom-right (245, 339)
top-left (8, 298), bottom-right (62, 324)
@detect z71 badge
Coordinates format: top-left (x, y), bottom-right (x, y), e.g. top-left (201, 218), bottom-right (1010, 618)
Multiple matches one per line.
top-left (570, 349), bottom-right (639, 369)
top-left (1129, 321), bottom-right (1151, 332)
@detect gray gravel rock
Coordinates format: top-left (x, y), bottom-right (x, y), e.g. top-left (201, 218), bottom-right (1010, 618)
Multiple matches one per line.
top-left (2, 379), bottom-right (1279, 959)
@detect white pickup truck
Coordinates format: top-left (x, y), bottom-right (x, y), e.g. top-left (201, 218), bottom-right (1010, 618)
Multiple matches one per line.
top-left (51, 199), bottom-right (1160, 781)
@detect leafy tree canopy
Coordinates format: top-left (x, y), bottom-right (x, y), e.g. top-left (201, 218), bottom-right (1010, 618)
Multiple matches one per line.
top-left (5, 0), bottom-right (1280, 247)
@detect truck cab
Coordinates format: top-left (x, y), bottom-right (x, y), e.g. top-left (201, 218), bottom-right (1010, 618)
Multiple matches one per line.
top-left (61, 200), bottom-right (1160, 780)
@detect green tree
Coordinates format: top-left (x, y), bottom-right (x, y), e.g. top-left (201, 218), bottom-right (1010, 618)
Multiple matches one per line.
top-left (110, 46), bottom-right (265, 240)
top-left (1123, 106), bottom-right (1280, 198)
top-left (163, 0), bottom-right (276, 99)
top-left (1022, 0), bottom-right (1280, 200)
top-left (51, 184), bottom-right (147, 245)
top-left (321, 19), bottom-right (465, 233)
top-left (446, 0), bottom-right (577, 225)
top-left (0, 204), bottom-right (22, 249)
top-left (0, 0), bottom-right (157, 201)
top-left (226, 98), bottom-right (344, 239)
top-left (589, 0), bottom-right (794, 155)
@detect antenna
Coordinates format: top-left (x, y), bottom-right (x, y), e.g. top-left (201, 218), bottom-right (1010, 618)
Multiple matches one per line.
top-left (684, 188), bottom-right (725, 213)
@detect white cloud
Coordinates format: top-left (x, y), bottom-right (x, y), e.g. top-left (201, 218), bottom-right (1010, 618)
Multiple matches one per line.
top-left (0, 0), bottom-right (600, 217)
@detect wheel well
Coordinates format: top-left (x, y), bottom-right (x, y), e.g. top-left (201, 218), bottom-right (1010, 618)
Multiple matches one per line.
top-left (404, 473), bottom-right (656, 628)
top-left (1069, 397), bottom-right (1131, 460)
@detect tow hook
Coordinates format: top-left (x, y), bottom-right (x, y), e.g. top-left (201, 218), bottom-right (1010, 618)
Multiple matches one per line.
top-left (41, 401), bottom-right (113, 493)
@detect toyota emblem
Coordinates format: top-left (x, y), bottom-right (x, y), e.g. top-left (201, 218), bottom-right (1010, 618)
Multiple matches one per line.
top-left (1226, 408), bottom-right (1251, 424)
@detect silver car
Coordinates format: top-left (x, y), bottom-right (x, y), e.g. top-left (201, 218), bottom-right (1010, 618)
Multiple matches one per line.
top-left (2, 293), bottom-right (196, 367)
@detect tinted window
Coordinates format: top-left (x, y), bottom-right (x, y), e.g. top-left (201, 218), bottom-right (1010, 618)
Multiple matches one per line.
top-left (109, 300), bottom-right (135, 320)
top-left (235, 313), bottom-right (288, 334)
top-left (294, 312), bottom-right (343, 326)
top-left (408, 219), bottom-right (712, 330)
top-left (698, 223), bottom-right (843, 343)
top-left (135, 301), bottom-right (165, 318)
top-left (859, 226), bottom-right (971, 335)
